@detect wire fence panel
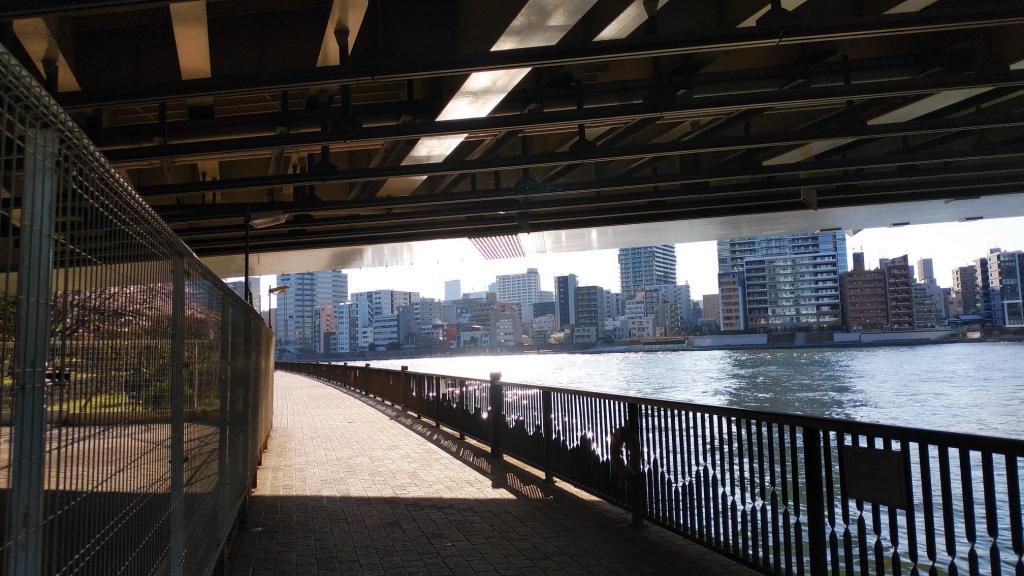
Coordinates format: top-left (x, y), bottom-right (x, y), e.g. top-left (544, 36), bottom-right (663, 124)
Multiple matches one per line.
top-left (281, 362), bottom-right (1024, 576)
top-left (0, 42), bottom-right (273, 576)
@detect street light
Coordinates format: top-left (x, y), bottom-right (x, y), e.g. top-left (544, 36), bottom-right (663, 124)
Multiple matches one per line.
top-left (267, 285), bottom-right (289, 330)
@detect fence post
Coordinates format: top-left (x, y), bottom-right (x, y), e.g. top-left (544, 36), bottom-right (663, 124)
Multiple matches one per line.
top-left (489, 372), bottom-right (503, 457)
top-left (627, 401), bottom-right (644, 528)
top-left (542, 390), bottom-right (553, 483)
top-left (217, 297), bottom-right (232, 541)
top-left (169, 256), bottom-right (187, 575)
top-left (803, 426), bottom-right (828, 576)
top-left (7, 128), bottom-right (57, 576)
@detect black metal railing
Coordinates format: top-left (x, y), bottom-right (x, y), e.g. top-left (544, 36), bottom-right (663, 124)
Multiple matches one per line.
top-left (279, 361), bottom-right (1024, 576)
top-left (0, 42), bottom-right (273, 575)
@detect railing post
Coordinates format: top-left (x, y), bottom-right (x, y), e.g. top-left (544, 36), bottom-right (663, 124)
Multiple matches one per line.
top-left (542, 390), bottom-right (553, 483)
top-left (489, 372), bottom-right (503, 457)
top-left (402, 366), bottom-right (418, 418)
top-left (627, 401), bottom-right (644, 528)
top-left (803, 426), bottom-right (828, 576)
top-left (433, 376), bottom-right (441, 428)
top-left (458, 380), bottom-right (466, 440)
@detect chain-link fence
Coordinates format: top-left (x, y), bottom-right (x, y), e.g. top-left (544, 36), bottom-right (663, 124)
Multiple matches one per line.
top-left (0, 41), bottom-right (273, 575)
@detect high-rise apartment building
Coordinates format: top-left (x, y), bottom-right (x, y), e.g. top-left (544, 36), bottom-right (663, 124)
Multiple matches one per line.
top-left (332, 302), bottom-right (360, 353)
top-left (840, 252), bottom-right (888, 332)
top-left (951, 265), bottom-right (978, 316)
top-left (575, 286), bottom-right (607, 339)
top-left (618, 245), bottom-right (676, 295)
top-left (554, 274), bottom-right (578, 329)
top-left (975, 255), bottom-right (993, 321)
top-left (986, 249), bottom-right (1024, 327)
top-left (274, 269), bottom-right (349, 355)
top-left (351, 289), bottom-right (419, 316)
top-left (718, 272), bottom-right (746, 331)
top-left (916, 258), bottom-right (934, 283)
top-left (912, 283), bottom-right (941, 328)
top-left (444, 279), bottom-right (462, 302)
top-left (717, 231), bottom-right (846, 331)
top-left (702, 294), bottom-right (721, 330)
top-left (880, 256), bottom-right (914, 330)
top-left (496, 268), bottom-right (541, 322)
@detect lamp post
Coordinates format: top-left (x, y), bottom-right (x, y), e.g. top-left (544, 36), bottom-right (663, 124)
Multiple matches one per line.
top-left (267, 285), bottom-right (289, 330)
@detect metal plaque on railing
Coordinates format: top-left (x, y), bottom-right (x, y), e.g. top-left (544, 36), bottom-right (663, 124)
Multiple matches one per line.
top-left (839, 444), bottom-right (911, 508)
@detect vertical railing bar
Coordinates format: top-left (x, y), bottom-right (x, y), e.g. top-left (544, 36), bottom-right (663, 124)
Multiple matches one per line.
top-left (717, 413), bottom-right (730, 551)
top-left (739, 417), bottom-right (750, 560)
top-left (768, 422), bottom-right (782, 572)
top-left (758, 421), bottom-right (771, 569)
top-left (1005, 456), bottom-right (1022, 576)
top-left (938, 445), bottom-right (958, 576)
top-left (709, 412), bottom-right (722, 548)
top-left (884, 436), bottom-right (902, 576)
top-left (733, 415), bottom-right (745, 561)
top-left (790, 424), bottom-right (806, 576)
top-left (979, 450), bottom-right (1000, 576)
top-left (901, 441), bottom-right (920, 576)
top-left (822, 431), bottom-right (840, 576)
top-left (747, 419), bottom-right (761, 567)
top-left (959, 447), bottom-right (979, 576)
top-left (803, 426), bottom-right (827, 576)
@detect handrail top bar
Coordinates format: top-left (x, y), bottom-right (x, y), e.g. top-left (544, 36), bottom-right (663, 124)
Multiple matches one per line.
top-left (308, 362), bottom-right (1024, 454)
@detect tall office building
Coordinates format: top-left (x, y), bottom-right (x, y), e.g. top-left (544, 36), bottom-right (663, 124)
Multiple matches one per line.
top-left (351, 289), bottom-right (419, 316)
top-left (274, 269), bottom-right (349, 355)
top-left (554, 274), bottom-right (578, 329)
top-left (986, 249), bottom-right (1024, 327)
top-left (618, 245), bottom-right (677, 295)
top-left (717, 231), bottom-right (847, 331)
top-left (444, 279), bottom-right (462, 302)
top-left (916, 258), bottom-right (934, 283)
top-left (225, 276), bottom-right (261, 310)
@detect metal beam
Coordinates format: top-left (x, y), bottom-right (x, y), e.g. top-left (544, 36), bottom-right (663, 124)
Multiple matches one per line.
top-left (134, 110), bottom-right (1024, 198)
top-left (56, 5), bottom-right (1024, 108)
top-left (0, 0), bottom-right (174, 18)
top-left (179, 176), bottom-right (1024, 256)
top-left (104, 68), bottom-right (1024, 165)
top-left (168, 157), bottom-right (1024, 238)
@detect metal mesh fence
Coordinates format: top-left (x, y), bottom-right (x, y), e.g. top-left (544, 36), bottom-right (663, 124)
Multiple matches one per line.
top-left (0, 41), bottom-right (273, 575)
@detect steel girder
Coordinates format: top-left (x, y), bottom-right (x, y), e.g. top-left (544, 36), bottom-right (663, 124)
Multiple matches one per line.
top-left (135, 110), bottom-right (1024, 199)
top-left (56, 4), bottom-right (1024, 109)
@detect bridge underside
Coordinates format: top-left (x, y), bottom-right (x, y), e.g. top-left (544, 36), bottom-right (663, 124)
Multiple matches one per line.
top-left (4, 0), bottom-right (1024, 274)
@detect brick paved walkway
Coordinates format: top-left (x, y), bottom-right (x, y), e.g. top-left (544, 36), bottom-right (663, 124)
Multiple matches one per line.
top-left (226, 372), bottom-right (755, 576)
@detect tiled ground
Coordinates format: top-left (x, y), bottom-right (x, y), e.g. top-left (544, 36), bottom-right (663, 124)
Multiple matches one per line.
top-left (226, 372), bottom-right (756, 576)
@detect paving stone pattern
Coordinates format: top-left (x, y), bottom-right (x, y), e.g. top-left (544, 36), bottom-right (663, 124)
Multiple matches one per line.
top-left (226, 372), bottom-right (756, 576)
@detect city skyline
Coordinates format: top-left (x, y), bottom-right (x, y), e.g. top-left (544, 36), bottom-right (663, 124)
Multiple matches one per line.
top-left (247, 216), bottom-right (1024, 310)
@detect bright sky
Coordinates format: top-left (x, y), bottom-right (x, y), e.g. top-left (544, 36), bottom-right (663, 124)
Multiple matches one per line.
top-left (251, 216), bottom-right (1024, 310)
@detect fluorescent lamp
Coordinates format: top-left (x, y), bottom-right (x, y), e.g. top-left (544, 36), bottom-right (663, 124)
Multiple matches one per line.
top-left (250, 212), bottom-right (289, 229)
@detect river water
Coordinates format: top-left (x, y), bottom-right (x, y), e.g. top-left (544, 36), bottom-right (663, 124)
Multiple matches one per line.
top-left (371, 341), bottom-right (1024, 439)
